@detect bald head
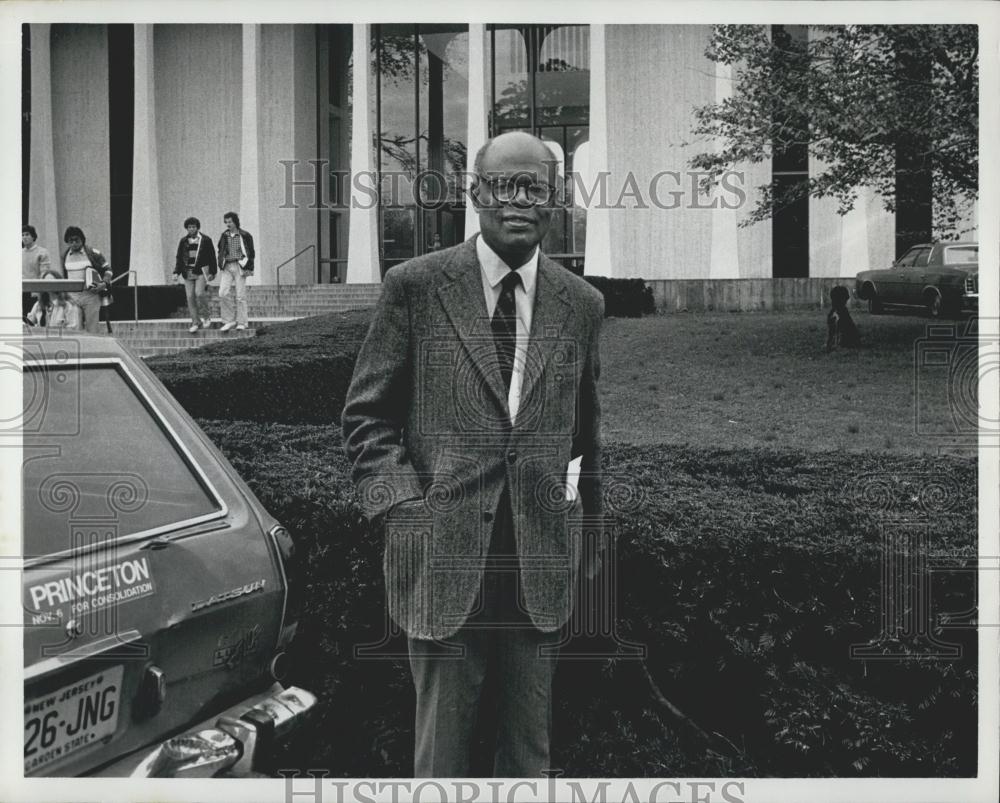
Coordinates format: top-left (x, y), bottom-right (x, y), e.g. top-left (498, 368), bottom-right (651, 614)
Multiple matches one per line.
top-left (473, 131), bottom-right (558, 179)
top-left (471, 131), bottom-right (558, 269)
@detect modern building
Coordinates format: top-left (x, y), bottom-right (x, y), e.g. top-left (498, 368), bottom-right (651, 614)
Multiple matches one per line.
top-left (22, 23), bottom-right (976, 288)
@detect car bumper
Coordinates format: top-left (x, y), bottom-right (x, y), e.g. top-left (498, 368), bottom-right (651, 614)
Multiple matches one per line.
top-left (92, 684), bottom-right (316, 778)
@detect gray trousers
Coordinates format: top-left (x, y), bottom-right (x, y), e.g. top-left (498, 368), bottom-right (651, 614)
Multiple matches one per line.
top-left (218, 262), bottom-right (248, 325)
top-left (407, 488), bottom-right (560, 778)
top-left (183, 273), bottom-right (209, 324)
top-left (67, 291), bottom-right (102, 333)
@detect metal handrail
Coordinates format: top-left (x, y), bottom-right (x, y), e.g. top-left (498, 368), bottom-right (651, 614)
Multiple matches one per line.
top-left (275, 245), bottom-right (316, 303)
top-left (103, 269), bottom-right (139, 322)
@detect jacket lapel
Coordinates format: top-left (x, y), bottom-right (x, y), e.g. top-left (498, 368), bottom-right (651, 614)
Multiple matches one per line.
top-left (436, 238), bottom-right (510, 414)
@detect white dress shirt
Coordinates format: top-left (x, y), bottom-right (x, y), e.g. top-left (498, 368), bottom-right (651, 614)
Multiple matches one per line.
top-left (476, 235), bottom-right (538, 423)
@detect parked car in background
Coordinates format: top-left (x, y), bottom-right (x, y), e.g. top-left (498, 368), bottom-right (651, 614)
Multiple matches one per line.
top-left (22, 329), bottom-right (314, 778)
top-left (854, 241), bottom-right (978, 318)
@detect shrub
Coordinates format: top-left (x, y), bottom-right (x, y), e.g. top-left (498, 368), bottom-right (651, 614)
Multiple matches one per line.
top-left (197, 419), bottom-right (977, 777)
top-left (584, 277), bottom-right (656, 317)
top-left (146, 279), bottom-right (655, 425)
top-left (147, 310), bottom-right (373, 423)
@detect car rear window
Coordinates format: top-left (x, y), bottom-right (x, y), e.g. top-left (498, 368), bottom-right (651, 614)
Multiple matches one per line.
top-left (23, 363), bottom-right (222, 560)
top-left (944, 246), bottom-right (978, 264)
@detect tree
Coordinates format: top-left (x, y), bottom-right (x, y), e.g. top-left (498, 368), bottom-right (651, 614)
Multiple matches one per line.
top-left (690, 25), bottom-right (978, 237)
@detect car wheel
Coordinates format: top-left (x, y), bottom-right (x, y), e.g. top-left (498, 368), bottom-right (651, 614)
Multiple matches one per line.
top-left (867, 289), bottom-right (883, 315)
top-left (925, 289), bottom-right (943, 318)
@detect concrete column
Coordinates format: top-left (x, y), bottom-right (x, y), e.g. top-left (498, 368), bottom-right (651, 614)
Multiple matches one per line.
top-left (27, 24), bottom-right (60, 265)
top-left (129, 24), bottom-right (165, 284)
top-left (464, 24), bottom-right (488, 240)
top-left (839, 191), bottom-right (871, 278)
top-left (584, 24), bottom-right (613, 277)
top-left (346, 24), bottom-right (380, 283)
top-left (709, 61), bottom-right (740, 279)
top-left (240, 24), bottom-right (263, 286)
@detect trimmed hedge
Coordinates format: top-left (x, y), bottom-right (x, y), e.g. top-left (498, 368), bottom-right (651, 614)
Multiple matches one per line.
top-left (147, 310), bottom-right (373, 423)
top-left (197, 419), bottom-right (977, 777)
top-left (584, 276), bottom-right (655, 317)
top-left (147, 279), bottom-right (653, 425)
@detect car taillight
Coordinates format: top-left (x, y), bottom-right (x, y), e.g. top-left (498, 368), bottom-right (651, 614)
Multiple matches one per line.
top-left (268, 525), bottom-right (300, 650)
top-left (964, 276), bottom-right (977, 293)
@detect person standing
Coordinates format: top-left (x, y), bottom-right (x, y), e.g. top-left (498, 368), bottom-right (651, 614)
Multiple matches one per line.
top-left (22, 225), bottom-right (57, 324)
top-left (216, 212), bottom-right (254, 332)
top-left (342, 131), bottom-right (605, 777)
top-left (174, 217), bottom-right (218, 333)
top-left (60, 226), bottom-right (112, 334)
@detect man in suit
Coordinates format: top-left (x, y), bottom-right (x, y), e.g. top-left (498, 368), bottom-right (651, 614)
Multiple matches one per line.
top-left (342, 131), bottom-right (605, 778)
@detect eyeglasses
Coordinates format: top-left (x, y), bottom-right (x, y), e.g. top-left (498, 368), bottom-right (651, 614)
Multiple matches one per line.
top-left (475, 175), bottom-right (556, 206)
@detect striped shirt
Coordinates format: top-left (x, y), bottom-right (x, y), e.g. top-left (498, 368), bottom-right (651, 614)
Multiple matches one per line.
top-left (186, 236), bottom-right (201, 272)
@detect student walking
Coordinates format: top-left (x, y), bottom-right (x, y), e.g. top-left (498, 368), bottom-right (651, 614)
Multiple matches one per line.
top-left (216, 212), bottom-right (255, 332)
top-left (61, 226), bottom-right (112, 334)
top-left (174, 217), bottom-right (218, 332)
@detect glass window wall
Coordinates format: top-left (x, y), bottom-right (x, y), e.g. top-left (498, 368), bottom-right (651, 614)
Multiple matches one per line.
top-left (489, 25), bottom-right (590, 272)
top-left (376, 24), bottom-right (469, 273)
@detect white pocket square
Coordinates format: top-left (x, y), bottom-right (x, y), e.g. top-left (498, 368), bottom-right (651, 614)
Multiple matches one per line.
top-left (566, 455), bottom-right (583, 501)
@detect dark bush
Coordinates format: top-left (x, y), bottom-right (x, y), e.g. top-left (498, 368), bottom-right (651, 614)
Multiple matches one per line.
top-left (147, 310), bottom-right (373, 423)
top-left (197, 419), bottom-right (977, 777)
top-left (584, 277), bottom-right (656, 317)
top-left (107, 283), bottom-right (187, 320)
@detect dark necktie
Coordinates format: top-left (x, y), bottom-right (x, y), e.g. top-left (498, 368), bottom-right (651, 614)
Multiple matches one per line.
top-left (491, 270), bottom-right (522, 394)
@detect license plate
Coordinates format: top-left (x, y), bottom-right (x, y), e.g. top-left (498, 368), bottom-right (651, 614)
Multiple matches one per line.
top-left (24, 665), bottom-right (123, 775)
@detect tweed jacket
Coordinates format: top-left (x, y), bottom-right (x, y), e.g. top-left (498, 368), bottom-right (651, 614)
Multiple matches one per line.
top-left (341, 235), bottom-right (605, 640)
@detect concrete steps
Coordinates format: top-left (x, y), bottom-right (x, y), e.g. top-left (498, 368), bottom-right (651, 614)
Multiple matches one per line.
top-left (168, 283), bottom-right (382, 320)
top-left (113, 318), bottom-right (270, 358)
top-left (121, 284), bottom-right (381, 357)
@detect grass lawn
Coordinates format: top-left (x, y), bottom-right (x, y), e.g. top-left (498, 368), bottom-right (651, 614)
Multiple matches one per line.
top-left (151, 305), bottom-right (978, 457)
top-left (600, 309), bottom-right (977, 455)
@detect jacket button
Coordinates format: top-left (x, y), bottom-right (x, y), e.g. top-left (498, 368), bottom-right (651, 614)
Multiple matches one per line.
top-left (506, 450), bottom-right (517, 464)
